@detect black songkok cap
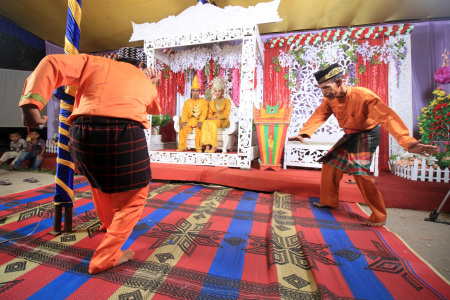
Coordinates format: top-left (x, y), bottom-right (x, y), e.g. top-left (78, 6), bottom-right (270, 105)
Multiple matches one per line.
top-left (313, 63), bottom-right (343, 84)
top-left (118, 47), bottom-right (144, 63)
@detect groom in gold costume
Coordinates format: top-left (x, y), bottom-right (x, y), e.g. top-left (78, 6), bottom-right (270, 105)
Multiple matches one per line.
top-left (177, 75), bottom-right (209, 152)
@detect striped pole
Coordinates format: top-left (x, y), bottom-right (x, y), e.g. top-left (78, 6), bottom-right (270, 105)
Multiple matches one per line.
top-left (51, 0), bottom-right (81, 235)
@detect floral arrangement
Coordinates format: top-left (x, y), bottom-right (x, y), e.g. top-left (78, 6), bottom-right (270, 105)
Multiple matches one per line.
top-left (417, 87), bottom-right (450, 147)
top-left (162, 48), bottom-right (175, 56)
top-left (265, 24), bottom-right (414, 48)
top-left (416, 87), bottom-right (450, 169)
top-left (390, 151), bottom-right (438, 168)
top-left (434, 66), bottom-right (450, 85)
top-left (270, 24), bottom-right (411, 89)
top-left (434, 50), bottom-right (450, 84)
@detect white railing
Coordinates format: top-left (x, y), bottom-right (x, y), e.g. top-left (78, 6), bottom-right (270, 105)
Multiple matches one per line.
top-left (389, 158), bottom-right (449, 183)
top-left (46, 140), bottom-right (58, 154)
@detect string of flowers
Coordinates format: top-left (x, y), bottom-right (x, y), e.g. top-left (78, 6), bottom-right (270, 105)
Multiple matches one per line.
top-left (266, 23), bottom-right (414, 49)
top-left (196, 69), bottom-right (205, 94)
top-left (232, 67), bottom-right (240, 107)
top-left (161, 65), bottom-right (171, 79)
top-left (176, 72), bottom-right (185, 96)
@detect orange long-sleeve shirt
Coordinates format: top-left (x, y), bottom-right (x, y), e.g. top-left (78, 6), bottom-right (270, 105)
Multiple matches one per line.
top-left (19, 54), bottom-right (161, 129)
top-left (299, 86), bottom-right (416, 150)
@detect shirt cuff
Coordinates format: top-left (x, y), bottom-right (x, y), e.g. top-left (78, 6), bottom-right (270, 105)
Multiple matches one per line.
top-left (19, 93), bottom-right (47, 111)
top-left (400, 137), bottom-right (417, 151)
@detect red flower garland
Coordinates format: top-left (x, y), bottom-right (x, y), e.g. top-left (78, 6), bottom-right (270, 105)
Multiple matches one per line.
top-left (265, 23), bottom-right (414, 49)
top-left (176, 72), bottom-right (185, 96)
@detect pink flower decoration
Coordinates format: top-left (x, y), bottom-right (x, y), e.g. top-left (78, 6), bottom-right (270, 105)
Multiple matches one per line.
top-left (434, 66), bottom-right (450, 84)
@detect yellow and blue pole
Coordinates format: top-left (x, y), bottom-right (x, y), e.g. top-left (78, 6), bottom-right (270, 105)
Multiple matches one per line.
top-left (52, 0), bottom-right (81, 235)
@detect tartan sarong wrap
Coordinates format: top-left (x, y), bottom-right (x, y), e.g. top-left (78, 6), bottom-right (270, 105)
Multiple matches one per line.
top-left (319, 125), bottom-right (380, 176)
top-left (69, 116), bottom-right (151, 193)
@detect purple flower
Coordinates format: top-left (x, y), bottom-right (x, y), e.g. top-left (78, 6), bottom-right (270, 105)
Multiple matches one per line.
top-left (434, 66), bottom-right (450, 84)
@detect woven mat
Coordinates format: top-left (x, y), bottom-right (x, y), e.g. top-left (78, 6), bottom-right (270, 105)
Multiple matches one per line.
top-left (0, 177), bottom-right (448, 299)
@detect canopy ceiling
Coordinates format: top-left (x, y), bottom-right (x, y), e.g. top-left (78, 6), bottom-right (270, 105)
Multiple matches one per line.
top-left (0, 0), bottom-right (449, 53)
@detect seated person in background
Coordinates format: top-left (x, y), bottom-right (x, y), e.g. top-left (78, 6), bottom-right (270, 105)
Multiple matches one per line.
top-left (202, 76), bottom-right (231, 153)
top-left (10, 129), bottom-right (46, 171)
top-left (0, 132), bottom-right (27, 167)
top-left (177, 75), bottom-right (208, 152)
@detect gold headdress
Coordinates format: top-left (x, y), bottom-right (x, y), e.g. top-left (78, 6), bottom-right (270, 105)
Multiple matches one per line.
top-left (211, 76), bottom-right (226, 92)
top-left (191, 75), bottom-right (201, 90)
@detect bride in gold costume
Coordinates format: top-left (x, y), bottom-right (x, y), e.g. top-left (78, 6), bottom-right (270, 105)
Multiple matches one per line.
top-left (202, 76), bottom-right (231, 153)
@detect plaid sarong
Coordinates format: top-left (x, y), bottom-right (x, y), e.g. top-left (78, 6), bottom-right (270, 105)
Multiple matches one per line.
top-left (69, 116), bottom-right (151, 193)
top-left (319, 125), bottom-right (380, 176)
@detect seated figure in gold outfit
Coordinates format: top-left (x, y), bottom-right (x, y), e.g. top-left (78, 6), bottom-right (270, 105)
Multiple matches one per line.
top-left (177, 75), bottom-right (209, 152)
top-left (202, 77), bottom-right (231, 153)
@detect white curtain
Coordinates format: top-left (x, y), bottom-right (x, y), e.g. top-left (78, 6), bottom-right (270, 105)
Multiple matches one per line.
top-left (0, 68), bottom-right (39, 127)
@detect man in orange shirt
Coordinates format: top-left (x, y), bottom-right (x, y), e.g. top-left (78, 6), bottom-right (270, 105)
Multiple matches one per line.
top-left (19, 47), bottom-right (161, 273)
top-left (289, 63), bottom-right (438, 227)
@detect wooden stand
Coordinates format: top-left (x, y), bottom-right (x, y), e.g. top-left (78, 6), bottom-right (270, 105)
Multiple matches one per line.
top-left (50, 204), bottom-right (75, 235)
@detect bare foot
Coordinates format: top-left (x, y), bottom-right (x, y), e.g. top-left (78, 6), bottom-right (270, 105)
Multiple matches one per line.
top-left (361, 220), bottom-right (385, 227)
top-left (210, 146), bottom-right (217, 153)
top-left (176, 148), bottom-right (185, 152)
top-left (313, 202), bottom-right (337, 209)
top-left (114, 249), bottom-right (135, 267)
top-left (205, 146), bottom-right (211, 152)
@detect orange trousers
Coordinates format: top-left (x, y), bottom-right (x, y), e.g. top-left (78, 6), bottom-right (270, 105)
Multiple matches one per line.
top-left (88, 184), bottom-right (149, 274)
top-left (320, 162), bottom-right (386, 223)
top-left (178, 125), bottom-right (202, 151)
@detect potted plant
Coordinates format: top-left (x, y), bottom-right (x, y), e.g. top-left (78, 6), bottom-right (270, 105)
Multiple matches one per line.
top-left (150, 114), bottom-right (172, 145)
top-left (151, 114), bottom-right (171, 134)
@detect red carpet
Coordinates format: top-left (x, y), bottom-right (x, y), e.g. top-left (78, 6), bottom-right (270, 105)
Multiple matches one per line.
top-left (0, 178), bottom-right (449, 299)
top-left (28, 153), bottom-right (450, 212)
top-left (151, 162), bottom-right (450, 212)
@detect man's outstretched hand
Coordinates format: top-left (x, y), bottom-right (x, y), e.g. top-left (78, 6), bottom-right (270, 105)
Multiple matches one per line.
top-left (408, 140), bottom-right (439, 156)
top-left (288, 135), bottom-right (305, 143)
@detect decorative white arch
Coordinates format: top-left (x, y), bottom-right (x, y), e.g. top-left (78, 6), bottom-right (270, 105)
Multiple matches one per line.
top-left (130, 1), bottom-right (282, 168)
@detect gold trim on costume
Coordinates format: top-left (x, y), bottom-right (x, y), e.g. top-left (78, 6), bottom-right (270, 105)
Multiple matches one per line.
top-left (318, 67), bottom-right (342, 83)
top-left (214, 97), bottom-right (226, 111)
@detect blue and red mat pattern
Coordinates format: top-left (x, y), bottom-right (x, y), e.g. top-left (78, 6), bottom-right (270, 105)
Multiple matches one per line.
top-left (0, 177), bottom-right (448, 299)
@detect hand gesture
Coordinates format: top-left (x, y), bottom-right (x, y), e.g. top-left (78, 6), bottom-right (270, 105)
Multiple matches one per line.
top-left (288, 135), bottom-right (305, 143)
top-left (180, 122), bottom-right (187, 129)
top-left (21, 104), bottom-right (47, 129)
top-left (145, 67), bottom-right (160, 86)
top-left (408, 140), bottom-right (439, 156)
